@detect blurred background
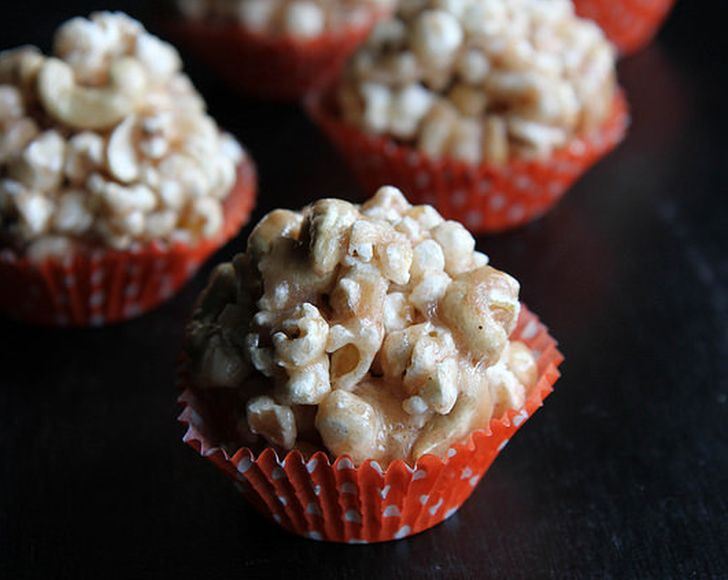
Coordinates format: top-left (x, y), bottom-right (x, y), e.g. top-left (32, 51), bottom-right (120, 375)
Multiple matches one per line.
top-left (1, 1), bottom-right (727, 578)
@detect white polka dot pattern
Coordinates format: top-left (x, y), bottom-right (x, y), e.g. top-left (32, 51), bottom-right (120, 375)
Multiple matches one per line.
top-left (0, 163), bottom-right (256, 326)
top-left (178, 305), bottom-right (564, 543)
top-left (307, 90), bottom-right (628, 234)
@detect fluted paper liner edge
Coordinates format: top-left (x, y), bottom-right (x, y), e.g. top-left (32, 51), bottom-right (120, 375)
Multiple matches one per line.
top-left (307, 88), bottom-right (629, 233)
top-left (0, 161), bottom-right (256, 326)
top-left (165, 7), bottom-right (390, 102)
top-left (178, 305), bottom-right (563, 543)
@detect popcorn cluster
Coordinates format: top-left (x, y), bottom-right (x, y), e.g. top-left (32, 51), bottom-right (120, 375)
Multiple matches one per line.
top-left (177, 0), bottom-right (393, 39)
top-left (338, 0), bottom-right (617, 164)
top-left (0, 12), bottom-right (245, 260)
top-left (186, 187), bottom-right (536, 465)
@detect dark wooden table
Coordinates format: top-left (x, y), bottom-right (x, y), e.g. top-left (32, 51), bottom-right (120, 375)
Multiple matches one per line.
top-left (2, 2), bottom-right (727, 578)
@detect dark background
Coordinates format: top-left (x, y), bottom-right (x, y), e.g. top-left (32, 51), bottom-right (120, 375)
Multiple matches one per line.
top-left (1, 1), bottom-right (727, 578)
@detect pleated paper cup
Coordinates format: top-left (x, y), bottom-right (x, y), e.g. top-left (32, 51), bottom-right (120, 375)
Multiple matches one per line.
top-left (308, 89), bottom-right (629, 234)
top-left (0, 161), bottom-right (256, 327)
top-left (165, 8), bottom-right (388, 102)
top-left (574, 0), bottom-right (675, 56)
top-left (178, 305), bottom-right (563, 543)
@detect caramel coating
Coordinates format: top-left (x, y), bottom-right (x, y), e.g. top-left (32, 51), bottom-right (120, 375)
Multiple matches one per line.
top-left (186, 187), bottom-right (536, 465)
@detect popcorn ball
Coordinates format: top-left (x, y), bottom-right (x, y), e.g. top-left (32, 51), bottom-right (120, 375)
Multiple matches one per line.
top-left (167, 1), bottom-right (395, 100)
top-left (179, 187), bottom-right (563, 542)
top-left (308, 0), bottom-right (629, 232)
top-left (186, 186), bottom-right (533, 464)
top-left (0, 12), bottom-right (256, 325)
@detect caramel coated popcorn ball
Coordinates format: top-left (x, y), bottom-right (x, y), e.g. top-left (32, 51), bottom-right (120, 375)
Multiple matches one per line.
top-left (0, 12), bottom-right (245, 260)
top-left (338, 0), bottom-right (617, 164)
top-left (187, 187), bottom-right (537, 465)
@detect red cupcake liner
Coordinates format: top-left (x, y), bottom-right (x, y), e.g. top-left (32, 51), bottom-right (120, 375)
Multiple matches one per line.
top-left (308, 89), bottom-right (629, 234)
top-left (574, 0), bottom-right (675, 56)
top-left (178, 305), bottom-right (563, 543)
top-left (0, 161), bottom-right (256, 327)
top-left (165, 8), bottom-right (388, 102)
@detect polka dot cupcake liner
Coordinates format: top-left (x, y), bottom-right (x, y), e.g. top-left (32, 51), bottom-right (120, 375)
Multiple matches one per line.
top-left (165, 8), bottom-right (389, 102)
top-left (0, 161), bottom-right (256, 327)
top-left (178, 306), bottom-right (563, 543)
top-left (574, 0), bottom-right (675, 56)
top-left (308, 89), bottom-right (629, 234)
